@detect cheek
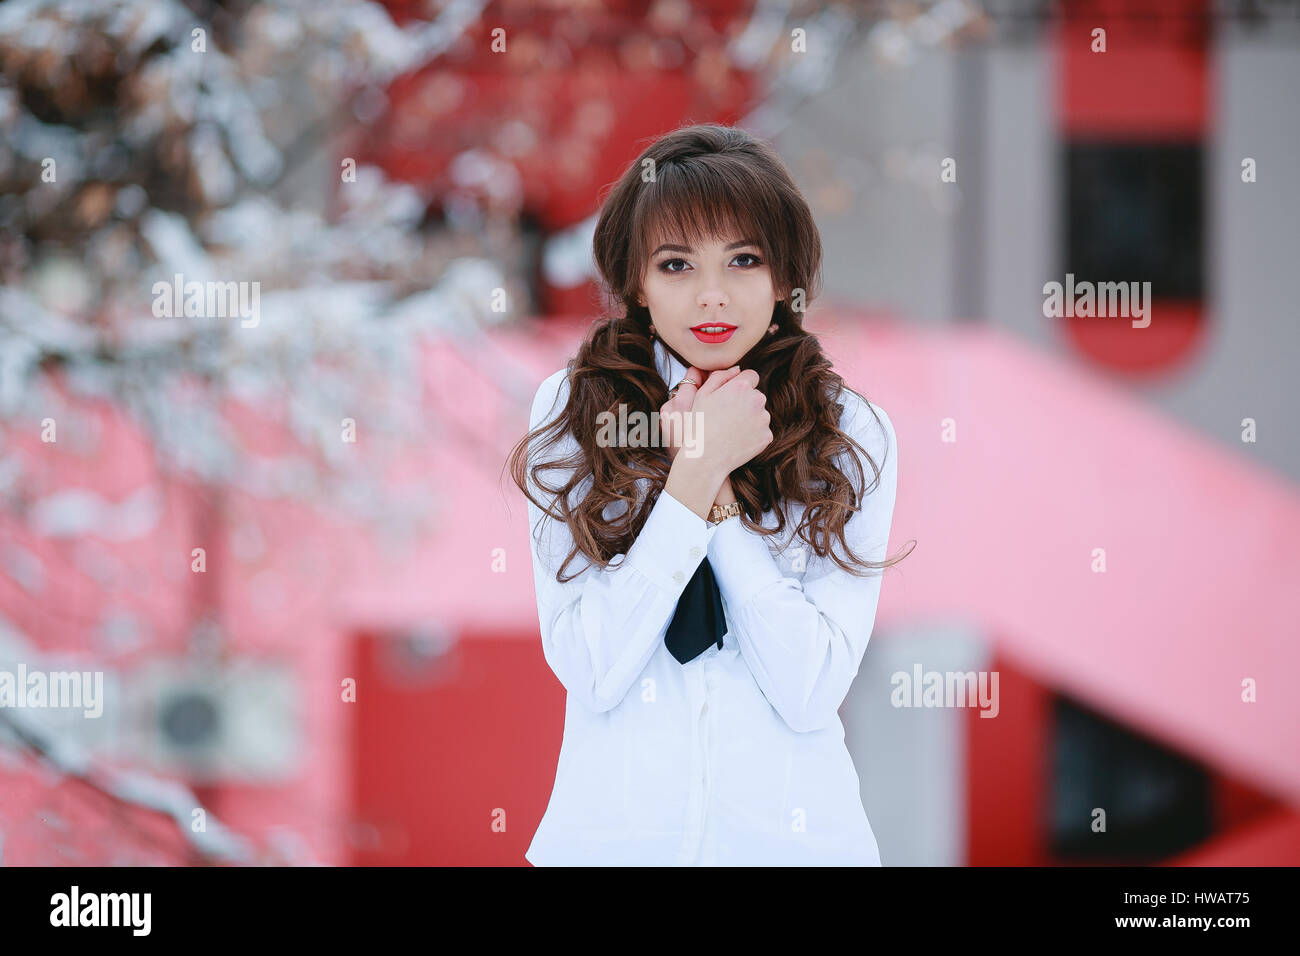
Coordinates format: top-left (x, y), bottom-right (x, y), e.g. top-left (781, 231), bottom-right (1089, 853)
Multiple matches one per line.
top-left (640, 272), bottom-right (663, 302)
top-left (644, 275), bottom-right (685, 309)
top-left (740, 273), bottom-right (777, 306)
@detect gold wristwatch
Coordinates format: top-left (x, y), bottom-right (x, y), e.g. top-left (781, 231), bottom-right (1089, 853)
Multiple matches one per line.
top-left (708, 501), bottom-right (743, 524)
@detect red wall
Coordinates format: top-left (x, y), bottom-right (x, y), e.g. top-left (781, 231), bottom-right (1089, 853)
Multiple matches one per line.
top-left (1055, 0), bottom-right (1209, 373)
top-left (348, 630), bottom-right (559, 865)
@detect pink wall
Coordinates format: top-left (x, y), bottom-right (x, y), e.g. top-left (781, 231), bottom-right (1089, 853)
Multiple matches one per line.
top-left (3, 312), bottom-right (1295, 864)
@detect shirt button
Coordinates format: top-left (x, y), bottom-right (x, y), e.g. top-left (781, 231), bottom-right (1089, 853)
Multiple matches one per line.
top-left (673, 570), bottom-right (685, 584)
top-left (689, 545), bottom-right (702, 558)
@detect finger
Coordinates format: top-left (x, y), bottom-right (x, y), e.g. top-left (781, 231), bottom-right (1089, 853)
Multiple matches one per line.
top-left (718, 368), bottom-right (759, 392)
top-left (672, 366), bottom-right (707, 408)
top-left (667, 367), bottom-right (707, 411)
top-left (695, 365), bottom-right (742, 397)
top-left (665, 389), bottom-right (692, 414)
top-left (680, 366), bottom-right (710, 394)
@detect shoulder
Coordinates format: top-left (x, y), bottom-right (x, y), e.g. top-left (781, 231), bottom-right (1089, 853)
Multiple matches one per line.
top-left (530, 367), bottom-right (572, 429)
top-left (835, 388), bottom-right (895, 468)
top-left (826, 387), bottom-right (896, 505)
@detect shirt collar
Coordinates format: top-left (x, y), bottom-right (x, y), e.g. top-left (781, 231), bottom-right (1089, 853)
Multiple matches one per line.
top-left (653, 336), bottom-right (689, 390)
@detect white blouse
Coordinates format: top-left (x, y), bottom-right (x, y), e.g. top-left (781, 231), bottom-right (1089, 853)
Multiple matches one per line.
top-left (524, 338), bottom-right (898, 866)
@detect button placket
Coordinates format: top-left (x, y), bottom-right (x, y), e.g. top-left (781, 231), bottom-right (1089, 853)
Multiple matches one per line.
top-left (699, 666), bottom-right (711, 843)
top-left (700, 698), bottom-right (710, 829)
top-left (676, 668), bottom-right (709, 865)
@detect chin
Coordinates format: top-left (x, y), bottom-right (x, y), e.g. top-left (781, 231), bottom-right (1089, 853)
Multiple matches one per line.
top-left (683, 351), bottom-right (739, 372)
top-left (678, 332), bottom-right (762, 368)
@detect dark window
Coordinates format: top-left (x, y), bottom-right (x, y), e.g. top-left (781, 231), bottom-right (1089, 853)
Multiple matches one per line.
top-left (1063, 141), bottom-right (1204, 300)
top-left (1049, 694), bottom-right (1212, 860)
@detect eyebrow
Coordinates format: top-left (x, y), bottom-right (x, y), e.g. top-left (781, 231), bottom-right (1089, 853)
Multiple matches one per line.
top-left (651, 239), bottom-right (761, 256)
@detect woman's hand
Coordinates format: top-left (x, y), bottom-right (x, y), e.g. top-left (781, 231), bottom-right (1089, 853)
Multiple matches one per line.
top-left (661, 364), bottom-right (743, 466)
top-left (689, 366), bottom-right (773, 478)
top-left (660, 365), bottom-right (703, 466)
top-left (661, 365), bottom-right (761, 521)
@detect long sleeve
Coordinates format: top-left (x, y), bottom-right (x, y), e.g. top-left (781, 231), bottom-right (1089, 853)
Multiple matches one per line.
top-left (706, 397), bottom-right (899, 733)
top-left (526, 369), bottom-right (719, 714)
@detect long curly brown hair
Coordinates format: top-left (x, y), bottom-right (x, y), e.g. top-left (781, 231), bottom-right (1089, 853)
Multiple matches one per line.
top-left (507, 123), bottom-right (913, 583)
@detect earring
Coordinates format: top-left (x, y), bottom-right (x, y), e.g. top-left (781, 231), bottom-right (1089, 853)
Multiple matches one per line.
top-left (767, 323), bottom-right (778, 336)
top-left (649, 324), bottom-right (656, 338)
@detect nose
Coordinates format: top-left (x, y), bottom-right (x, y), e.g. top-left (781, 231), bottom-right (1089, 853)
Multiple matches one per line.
top-left (697, 287), bottom-right (728, 311)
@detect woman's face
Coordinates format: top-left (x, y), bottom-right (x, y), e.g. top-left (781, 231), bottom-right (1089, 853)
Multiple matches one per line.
top-left (638, 231), bottom-right (778, 372)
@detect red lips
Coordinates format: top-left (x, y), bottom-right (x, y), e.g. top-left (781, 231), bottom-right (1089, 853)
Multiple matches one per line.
top-left (690, 324), bottom-right (737, 344)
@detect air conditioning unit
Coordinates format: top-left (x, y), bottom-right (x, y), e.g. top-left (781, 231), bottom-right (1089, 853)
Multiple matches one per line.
top-left (122, 658), bottom-right (299, 784)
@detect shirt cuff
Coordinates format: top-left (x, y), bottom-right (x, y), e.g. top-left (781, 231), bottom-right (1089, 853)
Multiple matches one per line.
top-left (707, 515), bottom-right (786, 611)
top-left (623, 489), bottom-right (718, 594)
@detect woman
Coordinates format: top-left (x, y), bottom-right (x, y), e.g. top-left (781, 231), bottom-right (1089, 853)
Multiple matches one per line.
top-left (507, 123), bottom-right (911, 866)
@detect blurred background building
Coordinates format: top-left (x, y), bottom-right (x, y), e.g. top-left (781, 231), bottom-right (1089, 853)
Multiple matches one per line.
top-left (0, 0), bottom-right (1296, 866)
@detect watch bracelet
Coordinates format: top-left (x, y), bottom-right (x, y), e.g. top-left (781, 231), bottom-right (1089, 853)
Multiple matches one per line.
top-left (709, 501), bottom-right (744, 524)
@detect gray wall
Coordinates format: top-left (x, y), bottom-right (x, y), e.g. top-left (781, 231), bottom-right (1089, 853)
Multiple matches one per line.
top-left (774, 21), bottom-right (1300, 481)
top-left (770, 43), bottom-right (959, 327)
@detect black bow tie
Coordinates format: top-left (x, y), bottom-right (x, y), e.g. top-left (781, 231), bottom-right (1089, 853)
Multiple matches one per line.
top-left (665, 556), bottom-right (726, 664)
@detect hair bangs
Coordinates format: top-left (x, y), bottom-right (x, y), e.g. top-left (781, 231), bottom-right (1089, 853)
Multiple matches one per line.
top-left (631, 160), bottom-right (774, 271)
